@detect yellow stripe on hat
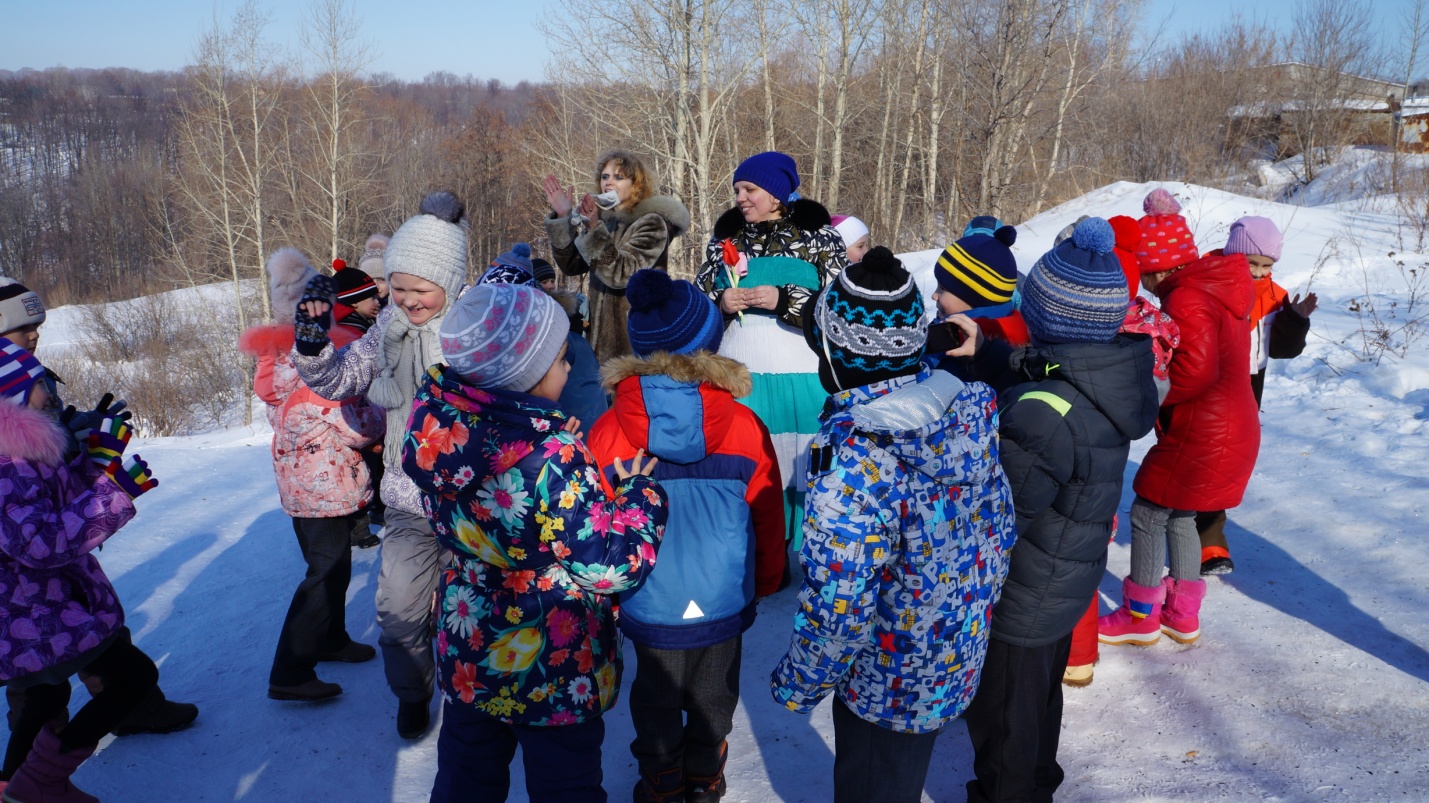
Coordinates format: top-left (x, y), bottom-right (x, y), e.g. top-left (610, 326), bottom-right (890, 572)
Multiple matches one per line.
top-left (937, 245), bottom-right (1016, 303)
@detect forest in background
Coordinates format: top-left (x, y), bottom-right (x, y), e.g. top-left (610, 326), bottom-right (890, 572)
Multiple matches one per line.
top-left (0, 0), bottom-right (1419, 314)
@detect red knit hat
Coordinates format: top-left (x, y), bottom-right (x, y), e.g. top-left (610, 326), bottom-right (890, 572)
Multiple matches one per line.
top-left (1108, 215), bottom-right (1143, 295)
top-left (1135, 189), bottom-right (1198, 272)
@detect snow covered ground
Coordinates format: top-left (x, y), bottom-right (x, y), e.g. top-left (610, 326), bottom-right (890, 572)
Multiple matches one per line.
top-left (20, 179), bottom-right (1429, 801)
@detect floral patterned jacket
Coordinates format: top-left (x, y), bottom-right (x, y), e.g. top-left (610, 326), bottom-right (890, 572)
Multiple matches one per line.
top-left (402, 366), bottom-right (668, 726)
top-left (770, 368), bottom-right (1016, 733)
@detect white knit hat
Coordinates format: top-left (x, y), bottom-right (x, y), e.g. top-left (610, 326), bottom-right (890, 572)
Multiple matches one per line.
top-left (358, 233), bottom-right (390, 280)
top-left (0, 278), bottom-right (46, 334)
top-left (384, 192), bottom-right (469, 311)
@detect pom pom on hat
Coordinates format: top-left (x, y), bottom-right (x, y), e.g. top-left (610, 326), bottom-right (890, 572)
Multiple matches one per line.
top-left (626, 269), bottom-right (722, 357)
top-left (993, 225), bottom-right (1017, 247)
top-left (332, 258), bottom-right (347, 272)
top-left (419, 190), bottom-right (466, 225)
top-left (1072, 217), bottom-right (1115, 255)
top-left (1143, 188), bottom-right (1181, 216)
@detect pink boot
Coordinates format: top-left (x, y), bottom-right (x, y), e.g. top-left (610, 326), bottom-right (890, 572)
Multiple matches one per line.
top-left (1097, 577), bottom-right (1166, 646)
top-left (1160, 577), bottom-right (1208, 643)
top-left (2, 724), bottom-right (98, 803)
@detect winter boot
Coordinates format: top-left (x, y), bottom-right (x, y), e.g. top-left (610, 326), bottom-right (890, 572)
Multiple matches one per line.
top-left (268, 678), bottom-right (342, 702)
top-left (1199, 546), bottom-right (1234, 576)
top-left (1063, 595), bottom-right (1100, 687)
top-left (112, 686), bottom-right (199, 736)
top-left (397, 697), bottom-right (431, 740)
top-left (632, 767), bottom-right (684, 803)
top-left (1097, 577), bottom-right (1166, 646)
top-left (685, 741), bottom-right (727, 803)
top-left (2, 725), bottom-right (98, 803)
top-left (351, 514), bottom-right (379, 549)
top-left (1160, 577), bottom-right (1208, 644)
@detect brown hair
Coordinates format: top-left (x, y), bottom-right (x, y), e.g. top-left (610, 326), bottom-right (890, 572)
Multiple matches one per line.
top-left (594, 149), bottom-right (654, 209)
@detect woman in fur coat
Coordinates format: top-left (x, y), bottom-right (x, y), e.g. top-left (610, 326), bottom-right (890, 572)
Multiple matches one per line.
top-left (241, 248), bottom-right (385, 703)
top-left (542, 150), bottom-right (692, 363)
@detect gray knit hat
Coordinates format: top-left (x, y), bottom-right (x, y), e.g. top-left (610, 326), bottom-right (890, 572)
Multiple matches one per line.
top-left (358, 233), bottom-right (390, 280)
top-left (384, 192), bottom-right (469, 311)
top-left (440, 284), bottom-right (570, 392)
top-left (0, 278), bottom-right (46, 334)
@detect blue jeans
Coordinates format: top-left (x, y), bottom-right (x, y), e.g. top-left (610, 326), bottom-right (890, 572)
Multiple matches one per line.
top-left (430, 699), bottom-right (607, 803)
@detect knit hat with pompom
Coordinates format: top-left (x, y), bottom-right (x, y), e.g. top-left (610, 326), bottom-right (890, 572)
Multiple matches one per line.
top-left (625, 269), bottom-right (723, 357)
top-left (358, 233), bottom-right (390, 281)
top-left (384, 191), bottom-right (469, 312)
top-left (1135, 189), bottom-right (1199, 272)
top-left (806, 246), bottom-right (926, 392)
top-left (440, 283), bottom-right (569, 392)
top-left (1107, 215), bottom-right (1143, 297)
top-left (935, 225), bottom-right (1019, 308)
top-left (1020, 217), bottom-right (1130, 345)
top-left (478, 243), bottom-right (539, 288)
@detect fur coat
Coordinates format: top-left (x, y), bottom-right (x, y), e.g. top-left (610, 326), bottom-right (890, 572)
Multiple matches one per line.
top-left (544, 195), bottom-right (692, 364)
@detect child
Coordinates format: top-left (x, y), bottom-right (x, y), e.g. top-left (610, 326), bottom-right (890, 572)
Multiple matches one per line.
top-left (357, 233), bottom-right (391, 308)
top-left (588, 269), bottom-right (786, 803)
top-left (0, 278), bottom-right (199, 740)
top-left (1061, 214), bottom-right (1181, 688)
top-left (771, 248), bottom-right (1015, 803)
top-left (830, 215), bottom-right (870, 264)
top-left (1099, 190), bottom-right (1259, 647)
top-left (0, 341), bottom-right (160, 802)
top-left (332, 260), bottom-right (382, 337)
top-left (933, 223), bottom-right (1029, 351)
top-left (292, 191), bottom-right (470, 739)
top-left (403, 282), bottom-right (669, 803)
top-left (241, 248), bottom-right (386, 702)
top-left (956, 218), bottom-right (1160, 803)
top-left (1196, 216), bottom-right (1317, 575)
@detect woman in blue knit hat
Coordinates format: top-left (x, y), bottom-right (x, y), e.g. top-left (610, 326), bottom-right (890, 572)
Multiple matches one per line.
top-left (695, 151), bottom-right (849, 549)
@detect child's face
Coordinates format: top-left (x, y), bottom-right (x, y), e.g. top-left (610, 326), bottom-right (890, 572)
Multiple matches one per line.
top-left (1246, 254), bottom-right (1275, 280)
top-left (933, 286), bottom-right (972, 317)
top-left (528, 342), bottom-right (571, 402)
top-left (353, 296), bottom-right (380, 318)
top-left (373, 277), bottom-right (389, 298)
top-left (1140, 268), bottom-right (1178, 295)
top-left (389, 273), bottom-right (447, 326)
top-left (539, 278), bottom-right (557, 292)
top-left (846, 236), bottom-right (870, 265)
top-left (26, 381), bottom-right (50, 411)
top-left (1, 324), bottom-right (40, 353)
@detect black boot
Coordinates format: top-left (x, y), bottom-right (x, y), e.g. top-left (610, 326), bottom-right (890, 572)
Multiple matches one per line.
top-left (112, 686), bottom-right (200, 736)
top-left (397, 697), bottom-right (431, 739)
top-left (351, 513), bottom-right (380, 549)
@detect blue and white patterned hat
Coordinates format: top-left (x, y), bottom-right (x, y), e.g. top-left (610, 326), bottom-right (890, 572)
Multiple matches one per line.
top-left (440, 284), bottom-right (570, 392)
top-left (1020, 217), bottom-right (1129, 345)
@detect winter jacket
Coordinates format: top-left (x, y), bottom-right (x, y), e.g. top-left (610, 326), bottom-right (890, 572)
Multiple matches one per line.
top-left (545, 196), bottom-right (692, 364)
top-left (589, 352), bottom-right (786, 650)
top-left (559, 332), bottom-right (608, 427)
top-left (1246, 271), bottom-right (1310, 407)
top-left (988, 336), bottom-right (1159, 648)
top-left (1133, 252), bottom-right (1260, 512)
top-left (0, 402), bottom-right (134, 682)
top-left (240, 324), bottom-right (384, 519)
top-left (770, 367), bottom-right (1016, 734)
top-left (696, 199), bottom-right (849, 329)
top-left (402, 366), bottom-right (669, 726)
top-left (1120, 295), bottom-right (1181, 403)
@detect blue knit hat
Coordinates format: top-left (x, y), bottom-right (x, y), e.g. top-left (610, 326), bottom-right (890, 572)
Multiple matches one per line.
top-left (806, 247), bottom-right (925, 392)
top-left (935, 225), bottom-right (1019, 308)
top-left (1020, 217), bottom-right (1129, 345)
top-left (441, 284), bottom-right (570, 391)
top-left (626, 269), bottom-right (723, 357)
top-left (732, 152), bottom-right (800, 204)
top-left (963, 215), bottom-right (1003, 238)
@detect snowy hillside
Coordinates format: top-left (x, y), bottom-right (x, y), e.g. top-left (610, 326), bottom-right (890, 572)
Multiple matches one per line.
top-left (15, 180), bottom-right (1429, 801)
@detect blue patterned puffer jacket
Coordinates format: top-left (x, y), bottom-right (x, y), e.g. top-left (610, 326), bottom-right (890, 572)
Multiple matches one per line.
top-left (771, 367), bottom-right (1015, 733)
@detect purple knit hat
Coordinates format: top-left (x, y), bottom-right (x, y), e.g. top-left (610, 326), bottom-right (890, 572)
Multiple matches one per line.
top-left (0, 341), bottom-right (45, 405)
top-left (1223, 216), bottom-right (1283, 262)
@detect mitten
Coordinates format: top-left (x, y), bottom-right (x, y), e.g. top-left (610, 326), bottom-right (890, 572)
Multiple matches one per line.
top-left (294, 274), bottom-right (337, 356)
top-left (106, 455), bottom-right (158, 499)
top-left (86, 416), bottom-right (133, 468)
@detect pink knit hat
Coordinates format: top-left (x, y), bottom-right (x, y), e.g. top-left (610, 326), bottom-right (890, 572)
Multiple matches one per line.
top-left (1223, 216), bottom-right (1283, 262)
top-left (1135, 189), bottom-right (1199, 272)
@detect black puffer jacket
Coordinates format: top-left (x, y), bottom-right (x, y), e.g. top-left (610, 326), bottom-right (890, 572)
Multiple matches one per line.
top-left (987, 334), bottom-right (1159, 647)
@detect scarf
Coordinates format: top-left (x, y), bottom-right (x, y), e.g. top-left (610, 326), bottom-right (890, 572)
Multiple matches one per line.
top-left (368, 309), bottom-right (446, 461)
top-left (1250, 276), bottom-right (1288, 329)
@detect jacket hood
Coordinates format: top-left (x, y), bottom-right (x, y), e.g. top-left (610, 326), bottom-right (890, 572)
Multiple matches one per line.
top-left (611, 194), bottom-right (692, 239)
top-left (0, 401), bottom-right (69, 466)
top-left (1012, 335), bottom-right (1160, 441)
top-left (713, 198), bottom-right (833, 240)
top-left (1162, 252), bottom-right (1255, 320)
top-left (238, 322), bottom-right (360, 358)
top-left (602, 352), bottom-right (751, 465)
top-left (827, 367), bottom-right (984, 480)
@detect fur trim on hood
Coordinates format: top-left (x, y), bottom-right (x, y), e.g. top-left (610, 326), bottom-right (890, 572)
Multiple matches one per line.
top-left (239, 322), bottom-right (361, 358)
top-left (268, 247), bottom-right (319, 325)
top-left (601, 351), bottom-right (751, 398)
top-left (0, 401), bottom-right (69, 466)
top-left (712, 198), bottom-right (833, 241)
top-left (605, 195), bottom-right (692, 239)
top-left (546, 289), bottom-right (581, 317)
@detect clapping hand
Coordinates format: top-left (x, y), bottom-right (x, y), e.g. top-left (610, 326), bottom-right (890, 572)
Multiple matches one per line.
top-left (543, 174), bottom-right (575, 218)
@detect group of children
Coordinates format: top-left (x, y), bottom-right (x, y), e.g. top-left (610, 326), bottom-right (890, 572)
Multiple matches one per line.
top-left (0, 155), bottom-right (1315, 801)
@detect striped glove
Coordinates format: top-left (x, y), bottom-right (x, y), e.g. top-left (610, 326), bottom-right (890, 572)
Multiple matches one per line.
top-left (86, 416), bottom-right (132, 468)
top-left (106, 455), bottom-right (158, 499)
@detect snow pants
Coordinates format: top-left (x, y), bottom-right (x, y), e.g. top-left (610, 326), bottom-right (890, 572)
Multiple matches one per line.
top-left (430, 699), bottom-right (606, 803)
top-left (629, 636), bottom-right (741, 778)
top-left (830, 697), bottom-right (941, 803)
top-left (270, 514), bottom-right (358, 686)
top-left (376, 508), bottom-right (444, 704)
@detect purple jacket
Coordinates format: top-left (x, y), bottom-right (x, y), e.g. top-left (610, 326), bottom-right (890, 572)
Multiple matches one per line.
top-left (0, 402), bottom-right (134, 682)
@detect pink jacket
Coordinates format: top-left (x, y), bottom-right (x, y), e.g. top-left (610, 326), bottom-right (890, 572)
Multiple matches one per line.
top-left (0, 402), bottom-right (133, 681)
top-left (240, 325), bottom-right (384, 518)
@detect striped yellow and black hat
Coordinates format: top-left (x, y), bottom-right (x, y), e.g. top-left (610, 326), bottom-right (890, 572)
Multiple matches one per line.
top-left (935, 225), bottom-right (1019, 309)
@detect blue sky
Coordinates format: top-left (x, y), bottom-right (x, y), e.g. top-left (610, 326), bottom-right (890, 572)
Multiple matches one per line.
top-left (0, 0), bottom-right (1411, 84)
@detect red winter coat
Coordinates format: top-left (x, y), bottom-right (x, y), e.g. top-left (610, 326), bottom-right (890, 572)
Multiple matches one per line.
top-left (1133, 253), bottom-right (1260, 511)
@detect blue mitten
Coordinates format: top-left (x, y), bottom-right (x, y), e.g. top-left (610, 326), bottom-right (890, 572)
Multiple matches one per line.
top-left (294, 274), bottom-right (337, 356)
